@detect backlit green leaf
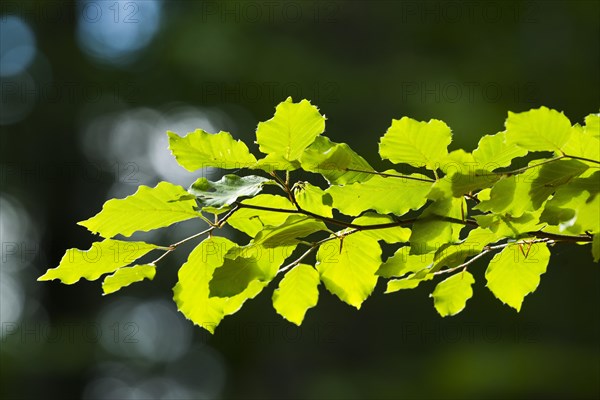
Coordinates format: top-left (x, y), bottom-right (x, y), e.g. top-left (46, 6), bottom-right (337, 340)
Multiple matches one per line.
top-left (474, 211), bottom-right (544, 239)
top-left (377, 247), bottom-right (434, 278)
top-left (38, 240), bottom-right (157, 284)
top-left (189, 174), bottom-right (274, 208)
top-left (316, 234), bottom-right (381, 309)
top-left (436, 153), bottom-right (500, 197)
top-left (540, 173), bottom-right (600, 234)
top-left (385, 273), bottom-right (433, 293)
top-left (256, 97), bottom-right (325, 163)
top-left (227, 195), bottom-right (295, 237)
top-left (475, 159), bottom-right (588, 217)
top-left (485, 241), bottom-right (550, 311)
top-left (326, 172), bottom-right (433, 217)
top-left (432, 228), bottom-right (502, 271)
top-left (225, 241), bottom-right (296, 278)
top-left (78, 182), bottom-right (200, 238)
top-left (352, 212), bottom-right (411, 244)
top-left (168, 129), bottom-right (257, 171)
top-left (431, 271), bottom-right (475, 317)
top-left (253, 215), bottom-right (327, 248)
top-left (472, 132), bottom-right (528, 169)
top-left (505, 106), bottom-right (572, 152)
top-left (272, 264), bottom-right (319, 325)
top-left (439, 149), bottom-right (476, 176)
top-left (379, 117), bottom-right (452, 170)
top-left (449, 170), bottom-right (500, 197)
top-left (102, 264), bottom-right (156, 295)
top-left (209, 240), bottom-right (297, 298)
top-left (528, 159), bottom-right (589, 208)
top-left (173, 237), bottom-right (267, 334)
top-left (300, 136), bottom-right (375, 184)
top-left (409, 196), bottom-right (465, 255)
top-left (562, 125), bottom-right (600, 162)
top-left (209, 255), bottom-right (268, 298)
top-left (474, 176), bottom-right (522, 215)
top-left (584, 113), bottom-right (599, 138)
top-left (252, 153), bottom-right (300, 172)
top-left (294, 182), bottom-right (333, 218)
top-left (592, 234), bottom-right (599, 262)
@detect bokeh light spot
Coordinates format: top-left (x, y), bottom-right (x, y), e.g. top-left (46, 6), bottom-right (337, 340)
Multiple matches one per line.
top-left (0, 16), bottom-right (36, 77)
top-left (76, 0), bottom-right (162, 66)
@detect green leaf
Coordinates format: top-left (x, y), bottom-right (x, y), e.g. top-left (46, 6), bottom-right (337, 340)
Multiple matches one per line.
top-left (326, 172), bottom-right (433, 217)
top-left (409, 196), bottom-right (465, 255)
top-left (592, 234), bottom-right (599, 262)
top-left (352, 212), bottom-right (411, 244)
top-left (379, 117), bottom-right (452, 170)
top-left (38, 240), bottom-right (157, 284)
top-left (78, 182), bottom-right (200, 238)
top-left (385, 273), bottom-right (433, 293)
top-left (528, 159), bottom-right (589, 209)
top-left (505, 106), bottom-right (572, 152)
top-left (377, 247), bottom-right (435, 278)
top-left (294, 182), bottom-right (333, 218)
top-left (474, 211), bottom-right (544, 239)
top-left (474, 176), bottom-right (522, 215)
top-left (252, 153), bottom-right (300, 172)
top-left (209, 255), bottom-right (268, 298)
top-left (226, 194), bottom-right (295, 237)
top-left (540, 173), bottom-right (600, 234)
top-left (210, 239), bottom-right (297, 298)
top-left (439, 149), bottom-right (476, 176)
top-left (485, 241), bottom-right (550, 311)
top-left (255, 97), bottom-right (325, 163)
top-left (570, 194), bottom-right (600, 234)
top-left (432, 228), bottom-right (502, 271)
top-left (449, 170), bottom-right (500, 197)
top-left (188, 174), bottom-right (274, 209)
top-left (173, 237), bottom-right (266, 334)
top-left (253, 215), bottom-right (327, 248)
top-left (431, 271), bottom-right (475, 317)
top-left (472, 132), bottom-right (528, 169)
top-left (316, 234), bottom-right (381, 309)
top-left (272, 264), bottom-right (320, 326)
top-left (475, 159), bottom-right (588, 217)
top-left (437, 151), bottom-right (501, 196)
top-left (102, 264), bottom-right (156, 295)
top-left (299, 136), bottom-right (375, 184)
top-left (168, 129), bottom-right (257, 171)
top-left (562, 125), bottom-right (600, 162)
top-left (584, 113), bottom-right (599, 138)
top-left (225, 241), bottom-right (296, 277)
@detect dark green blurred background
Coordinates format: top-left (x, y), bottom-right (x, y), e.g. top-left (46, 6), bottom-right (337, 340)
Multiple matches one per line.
top-left (1, 1), bottom-right (598, 399)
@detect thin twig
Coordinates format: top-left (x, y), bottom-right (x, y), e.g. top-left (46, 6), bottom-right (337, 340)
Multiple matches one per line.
top-left (475, 156), bottom-right (565, 177)
top-left (532, 230), bottom-right (593, 242)
top-left (236, 202), bottom-right (299, 215)
top-left (151, 226), bottom-right (215, 264)
top-left (433, 238), bottom-right (555, 276)
top-left (170, 226), bottom-right (216, 248)
top-left (151, 204), bottom-right (242, 265)
top-left (344, 168), bottom-right (435, 182)
top-left (236, 202), bottom-right (476, 230)
top-left (277, 246), bottom-right (318, 275)
top-left (269, 171), bottom-right (289, 193)
top-left (563, 153), bottom-right (600, 165)
top-left (433, 249), bottom-right (492, 276)
top-left (217, 204), bottom-right (240, 227)
top-left (277, 233), bottom-right (347, 275)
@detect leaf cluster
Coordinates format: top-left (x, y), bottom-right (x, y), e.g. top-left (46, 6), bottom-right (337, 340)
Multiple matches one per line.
top-left (39, 98), bottom-right (600, 332)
